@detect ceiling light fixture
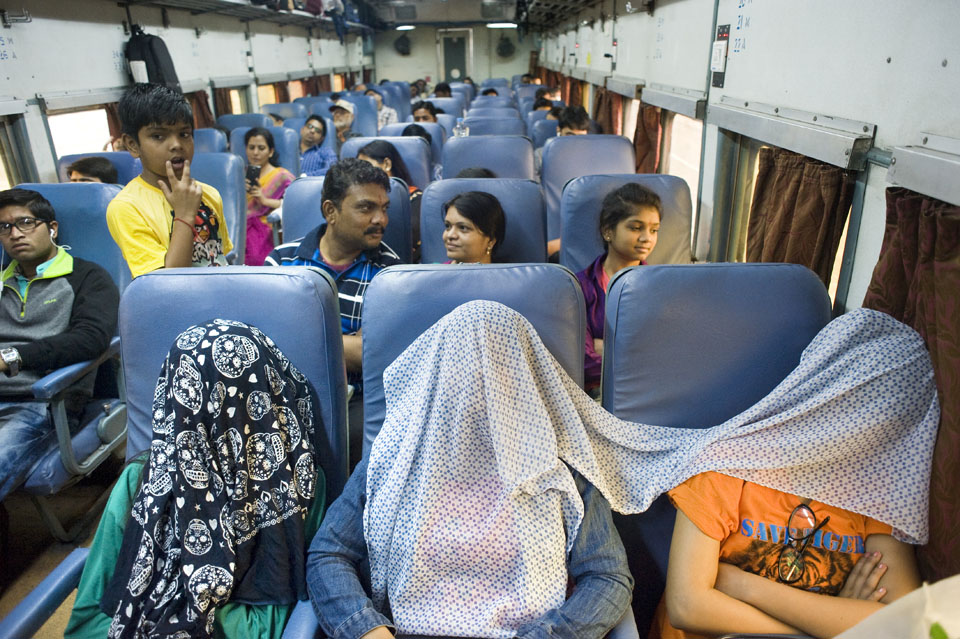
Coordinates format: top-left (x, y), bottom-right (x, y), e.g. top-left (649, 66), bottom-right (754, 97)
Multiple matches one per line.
top-left (486, 22), bottom-right (517, 28)
top-left (395, 25), bottom-right (416, 30)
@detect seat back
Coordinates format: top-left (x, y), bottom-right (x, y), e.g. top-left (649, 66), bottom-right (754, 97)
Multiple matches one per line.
top-left (518, 97), bottom-right (534, 115)
top-left (339, 136), bottom-right (432, 190)
top-left (602, 263), bottom-right (831, 636)
top-left (216, 113), bottom-right (272, 130)
top-left (482, 77), bottom-right (509, 87)
top-left (382, 81), bottom-right (413, 120)
top-left (229, 125), bottom-right (301, 175)
top-left (420, 178), bottom-right (546, 264)
top-left (434, 113), bottom-right (457, 138)
top-left (361, 263), bottom-right (585, 455)
top-left (17, 183), bottom-right (130, 292)
top-left (424, 96), bottom-right (465, 118)
top-left (119, 267), bottom-right (349, 501)
top-left (449, 81), bottom-right (475, 102)
top-left (384, 177), bottom-right (413, 263)
top-left (525, 109), bottom-right (549, 134)
top-left (471, 96), bottom-right (515, 109)
top-left (461, 118), bottom-right (526, 136)
top-left (442, 136), bottom-right (534, 180)
top-left (308, 100), bottom-right (336, 118)
top-left (284, 115), bottom-right (338, 154)
top-left (560, 174), bottom-right (694, 274)
top-left (516, 84), bottom-right (540, 101)
top-left (193, 128), bottom-right (228, 153)
top-left (541, 135), bottom-right (635, 240)
top-left (467, 107), bottom-right (521, 119)
top-left (280, 177), bottom-right (325, 242)
top-left (190, 152), bottom-right (247, 262)
top-left (338, 94), bottom-right (379, 137)
top-left (261, 102), bottom-right (307, 120)
top-left (57, 152), bottom-right (141, 186)
top-left (378, 122), bottom-right (446, 165)
top-left (532, 118), bottom-right (559, 149)
top-left (450, 86), bottom-right (472, 109)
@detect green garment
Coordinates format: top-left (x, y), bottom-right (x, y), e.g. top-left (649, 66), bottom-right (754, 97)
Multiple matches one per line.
top-left (65, 459), bottom-right (326, 639)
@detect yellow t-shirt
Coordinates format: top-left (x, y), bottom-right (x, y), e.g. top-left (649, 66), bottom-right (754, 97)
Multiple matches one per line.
top-left (107, 176), bottom-right (232, 278)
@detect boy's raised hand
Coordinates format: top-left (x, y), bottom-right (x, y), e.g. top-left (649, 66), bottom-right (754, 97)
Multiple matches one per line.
top-left (159, 159), bottom-right (203, 221)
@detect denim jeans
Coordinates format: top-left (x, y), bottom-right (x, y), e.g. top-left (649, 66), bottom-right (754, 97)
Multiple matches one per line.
top-left (0, 401), bottom-right (54, 501)
top-left (306, 458), bottom-right (633, 639)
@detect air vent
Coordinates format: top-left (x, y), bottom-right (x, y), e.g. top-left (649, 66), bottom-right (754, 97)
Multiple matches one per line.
top-left (481, 3), bottom-right (506, 19)
top-left (394, 5), bottom-right (417, 20)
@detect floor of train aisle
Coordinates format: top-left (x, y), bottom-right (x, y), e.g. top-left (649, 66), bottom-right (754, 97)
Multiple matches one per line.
top-left (0, 454), bottom-right (123, 637)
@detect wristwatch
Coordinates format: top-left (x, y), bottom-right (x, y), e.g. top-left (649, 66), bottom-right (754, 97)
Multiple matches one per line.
top-left (1, 347), bottom-right (21, 377)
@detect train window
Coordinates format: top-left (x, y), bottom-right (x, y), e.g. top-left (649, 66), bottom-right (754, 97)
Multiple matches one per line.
top-left (622, 98), bottom-right (641, 140)
top-left (288, 80), bottom-right (305, 100)
top-left (47, 107), bottom-right (112, 158)
top-left (333, 74), bottom-right (346, 92)
top-left (662, 112), bottom-right (703, 210)
top-left (229, 89), bottom-right (248, 113)
top-left (258, 84), bottom-right (278, 106)
top-left (0, 135), bottom-right (13, 190)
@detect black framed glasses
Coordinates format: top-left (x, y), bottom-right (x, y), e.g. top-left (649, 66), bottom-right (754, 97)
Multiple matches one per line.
top-left (0, 217), bottom-right (47, 236)
top-left (777, 503), bottom-right (831, 583)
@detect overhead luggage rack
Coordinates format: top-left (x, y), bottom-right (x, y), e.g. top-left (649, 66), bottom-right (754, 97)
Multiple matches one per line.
top-left (115, 0), bottom-right (373, 31)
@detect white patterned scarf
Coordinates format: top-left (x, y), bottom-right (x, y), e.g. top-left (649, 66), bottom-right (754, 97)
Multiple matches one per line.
top-left (365, 301), bottom-right (939, 638)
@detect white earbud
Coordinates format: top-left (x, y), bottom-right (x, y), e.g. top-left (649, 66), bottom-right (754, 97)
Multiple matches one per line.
top-left (49, 229), bottom-right (55, 239)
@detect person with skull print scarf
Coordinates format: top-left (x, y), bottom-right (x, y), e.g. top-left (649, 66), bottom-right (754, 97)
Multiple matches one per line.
top-left (65, 320), bottom-right (326, 639)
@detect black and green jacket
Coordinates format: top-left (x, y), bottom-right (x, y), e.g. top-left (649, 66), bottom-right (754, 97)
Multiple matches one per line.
top-left (0, 248), bottom-right (119, 400)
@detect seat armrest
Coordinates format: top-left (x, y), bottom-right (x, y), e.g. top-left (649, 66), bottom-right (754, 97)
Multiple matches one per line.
top-left (0, 547), bottom-right (89, 638)
top-left (280, 600), bottom-right (323, 638)
top-left (31, 336), bottom-right (121, 399)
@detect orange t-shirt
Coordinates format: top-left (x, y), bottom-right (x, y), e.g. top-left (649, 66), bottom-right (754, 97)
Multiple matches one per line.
top-left (650, 471), bottom-right (893, 639)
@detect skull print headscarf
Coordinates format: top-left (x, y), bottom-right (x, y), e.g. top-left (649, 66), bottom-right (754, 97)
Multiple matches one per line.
top-left (102, 319), bottom-right (319, 638)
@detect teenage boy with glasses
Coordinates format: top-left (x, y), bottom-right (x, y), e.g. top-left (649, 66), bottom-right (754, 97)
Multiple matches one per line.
top-left (300, 115), bottom-right (338, 177)
top-left (0, 188), bottom-right (118, 501)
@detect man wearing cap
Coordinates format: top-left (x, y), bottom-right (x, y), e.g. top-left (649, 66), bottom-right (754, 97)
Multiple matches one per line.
top-left (329, 99), bottom-right (362, 154)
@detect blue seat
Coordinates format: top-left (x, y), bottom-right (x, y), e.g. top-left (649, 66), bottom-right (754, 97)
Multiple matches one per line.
top-left (294, 95), bottom-right (332, 108)
top-left (449, 81), bottom-right (476, 102)
top-left (420, 178), bottom-right (546, 264)
top-left (424, 96), bottom-right (465, 118)
top-left (284, 115), bottom-right (338, 154)
top-left (262, 102), bottom-right (308, 120)
top-left (382, 81), bottom-right (413, 120)
top-left (471, 96), bottom-right (515, 109)
top-left (560, 174), bottom-right (694, 274)
top-left (516, 84), bottom-right (540, 101)
top-left (57, 152), bottom-right (141, 185)
top-left (340, 136), bottom-right (432, 190)
top-left (337, 94), bottom-right (379, 137)
top-left (450, 86), bottom-right (472, 109)
top-left (531, 118), bottom-right (559, 148)
top-left (378, 121), bottom-right (446, 166)
top-left (467, 107), bottom-right (521, 119)
top-left (461, 117), bottom-right (526, 136)
top-left (193, 128), bottom-right (228, 153)
top-left (441, 136), bottom-right (534, 180)
top-left (482, 77), bottom-right (509, 87)
top-left (602, 263), bottom-right (831, 636)
top-left (8, 183), bottom-right (127, 542)
top-left (229, 125), bottom-right (301, 175)
top-left (525, 109), bottom-right (549, 134)
top-left (190, 152), bottom-right (247, 263)
top-left (487, 86), bottom-right (514, 98)
top-left (434, 113), bottom-right (457, 138)
top-left (307, 99), bottom-right (336, 117)
top-left (518, 97), bottom-right (535, 115)
top-left (384, 177), bottom-right (413, 263)
top-left (541, 135), bottom-right (636, 241)
top-left (216, 113), bottom-right (273, 130)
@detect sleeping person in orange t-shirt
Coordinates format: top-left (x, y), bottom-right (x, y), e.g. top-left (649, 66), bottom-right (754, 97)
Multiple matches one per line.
top-left (653, 471), bottom-right (921, 639)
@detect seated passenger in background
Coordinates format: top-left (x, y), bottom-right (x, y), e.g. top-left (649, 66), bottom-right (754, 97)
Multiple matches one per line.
top-left (576, 183), bottom-right (660, 393)
top-left (546, 105), bottom-right (564, 121)
top-left (67, 156), bottom-right (118, 184)
top-left (107, 83), bottom-right (232, 278)
top-left (265, 159), bottom-right (401, 466)
top-left (358, 140), bottom-right (423, 261)
top-left (401, 124), bottom-right (441, 183)
top-left (455, 167), bottom-right (497, 178)
top-left (481, 87), bottom-right (499, 97)
top-left (299, 115), bottom-right (338, 177)
top-left (0, 188), bottom-right (118, 501)
top-left (411, 100), bottom-right (438, 124)
top-left (521, 72), bottom-right (537, 84)
top-left (65, 319), bottom-right (325, 639)
top-left (244, 126), bottom-right (294, 265)
top-left (365, 87), bottom-right (398, 130)
top-left (535, 106), bottom-right (591, 186)
top-left (329, 99), bottom-right (362, 154)
top-left (462, 76), bottom-right (475, 86)
top-left (532, 97), bottom-right (553, 112)
top-left (442, 191), bottom-right (505, 264)
top-left (536, 86), bottom-right (562, 103)
top-left (434, 82), bottom-right (452, 98)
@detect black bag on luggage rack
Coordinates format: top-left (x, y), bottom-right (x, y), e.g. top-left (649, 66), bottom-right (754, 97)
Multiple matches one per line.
top-left (125, 25), bottom-right (181, 92)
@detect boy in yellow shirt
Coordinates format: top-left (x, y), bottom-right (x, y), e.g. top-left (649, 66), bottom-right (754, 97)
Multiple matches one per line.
top-left (107, 83), bottom-right (231, 278)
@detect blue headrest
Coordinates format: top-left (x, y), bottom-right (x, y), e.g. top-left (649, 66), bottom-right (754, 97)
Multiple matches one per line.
top-left (119, 267), bottom-right (349, 501)
top-left (542, 135), bottom-right (635, 240)
top-left (285, 115), bottom-right (337, 153)
top-left (441, 136), bottom-right (534, 180)
top-left (450, 87), bottom-right (472, 107)
top-left (518, 97), bottom-right (534, 115)
top-left (337, 94), bottom-right (378, 137)
top-left (190, 152), bottom-right (247, 262)
top-left (435, 113), bottom-right (457, 138)
top-left (424, 97), bottom-right (464, 118)
top-left (420, 179), bottom-right (546, 264)
top-left (216, 113), bottom-right (272, 130)
top-left (261, 102), bottom-right (307, 120)
top-left (16, 182), bottom-right (131, 293)
top-left (339, 136), bottom-right (432, 190)
top-left (482, 78), bottom-right (509, 87)
top-left (229, 126), bottom-right (301, 175)
top-left (467, 107), bottom-right (521, 119)
top-left (525, 109), bottom-right (548, 133)
top-left (471, 96), bottom-right (515, 109)
top-left (280, 177), bottom-right (325, 242)
top-left (193, 128), bottom-right (228, 154)
top-left (385, 177), bottom-right (412, 263)
top-left (461, 118), bottom-right (526, 136)
top-left (560, 174), bottom-right (693, 274)
top-left (531, 119), bottom-right (558, 148)
top-left (449, 81), bottom-right (476, 101)
top-left (362, 263), bottom-right (585, 455)
top-left (308, 100), bottom-right (335, 117)
top-left (378, 122), bottom-right (445, 165)
top-left (516, 85), bottom-right (540, 100)
top-left (57, 152), bottom-right (141, 186)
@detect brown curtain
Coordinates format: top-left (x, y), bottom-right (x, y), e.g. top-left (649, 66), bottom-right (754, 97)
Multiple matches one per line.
top-left (187, 91), bottom-right (216, 128)
top-left (318, 74), bottom-right (332, 93)
top-left (634, 104), bottom-right (661, 174)
top-left (744, 148), bottom-right (855, 284)
top-left (213, 88), bottom-right (233, 117)
top-left (303, 76), bottom-right (320, 97)
top-left (363, 68), bottom-right (372, 83)
top-left (273, 82), bottom-right (290, 104)
top-left (593, 87), bottom-right (623, 135)
top-left (103, 102), bottom-right (122, 140)
top-left (568, 79), bottom-right (582, 107)
top-left (861, 188), bottom-right (960, 581)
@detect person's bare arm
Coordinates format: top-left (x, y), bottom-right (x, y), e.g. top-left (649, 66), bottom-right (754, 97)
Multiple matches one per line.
top-left (714, 534), bottom-right (921, 638)
top-left (664, 510), bottom-right (802, 636)
top-left (158, 159), bottom-right (203, 269)
top-left (360, 627), bottom-right (393, 638)
top-left (343, 330), bottom-right (363, 373)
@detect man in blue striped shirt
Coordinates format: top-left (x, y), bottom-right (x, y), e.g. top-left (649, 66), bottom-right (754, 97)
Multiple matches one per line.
top-left (299, 115), bottom-right (339, 177)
